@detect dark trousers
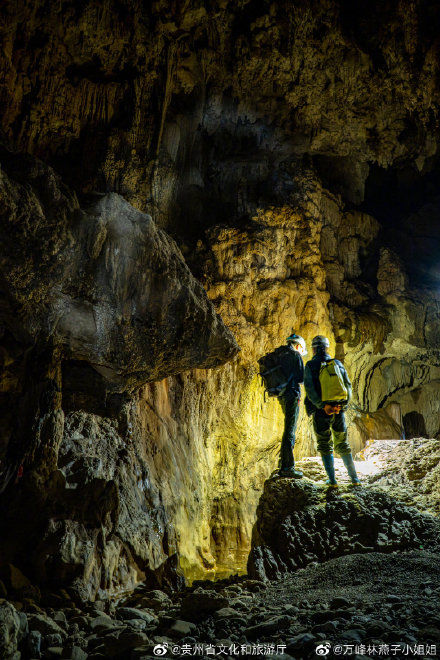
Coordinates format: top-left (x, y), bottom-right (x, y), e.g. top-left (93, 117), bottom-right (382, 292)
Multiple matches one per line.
top-left (278, 389), bottom-right (300, 469)
top-left (312, 408), bottom-right (351, 456)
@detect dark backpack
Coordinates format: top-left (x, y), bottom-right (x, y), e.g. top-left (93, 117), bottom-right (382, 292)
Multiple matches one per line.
top-left (258, 346), bottom-right (294, 398)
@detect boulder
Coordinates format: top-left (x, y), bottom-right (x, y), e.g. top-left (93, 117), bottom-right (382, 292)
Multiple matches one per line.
top-left (89, 614), bottom-right (122, 633)
top-left (180, 589), bottom-right (229, 621)
top-left (244, 615), bottom-right (292, 639)
top-left (0, 601), bottom-right (21, 658)
top-left (116, 607), bottom-right (156, 624)
top-left (61, 647), bottom-right (88, 660)
top-left (166, 619), bottom-right (197, 639)
top-left (27, 629), bottom-right (42, 657)
top-left (129, 589), bottom-right (171, 612)
top-left (248, 478), bottom-right (440, 581)
top-left (103, 630), bottom-right (149, 657)
top-left (27, 613), bottom-right (66, 638)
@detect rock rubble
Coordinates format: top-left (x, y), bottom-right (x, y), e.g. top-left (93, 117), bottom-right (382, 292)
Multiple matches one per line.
top-left (1, 551), bottom-right (439, 659)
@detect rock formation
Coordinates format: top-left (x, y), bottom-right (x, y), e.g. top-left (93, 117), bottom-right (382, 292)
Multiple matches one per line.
top-left (1, 551), bottom-right (440, 658)
top-left (0, 148), bottom-right (238, 596)
top-left (1, 0), bottom-right (440, 591)
top-left (0, 150), bottom-right (238, 391)
top-left (247, 477), bottom-right (440, 582)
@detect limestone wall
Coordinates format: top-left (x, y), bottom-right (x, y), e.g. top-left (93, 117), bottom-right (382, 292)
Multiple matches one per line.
top-left (2, 0), bottom-right (440, 592)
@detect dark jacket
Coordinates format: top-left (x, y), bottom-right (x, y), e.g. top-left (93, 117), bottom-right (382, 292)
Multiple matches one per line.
top-left (304, 352), bottom-right (351, 415)
top-left (282, 345), bottom-right (304, 398)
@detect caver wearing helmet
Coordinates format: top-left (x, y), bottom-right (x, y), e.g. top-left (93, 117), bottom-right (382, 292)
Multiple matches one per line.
top-left (258, 329), bottom-right (307, 478)
top-left (311, 335), bottom-right (330, 349)
top-left (257, 330), bottom-right (306, 479)
top-left (304, 335), bottom-right (361, 487)
top-left (286, 332), bottom-right (308, 356)
top-left (271, 330), bottom-right (306, 479)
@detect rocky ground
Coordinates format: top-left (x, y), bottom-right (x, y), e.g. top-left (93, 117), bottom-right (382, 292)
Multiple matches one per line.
top-left (288, 437), bottom-right (440, 558)
top-left (1, 551), bottom-right (440, 660)
top-left (296, 438), bottom-right (440, 517)
top-left (357, 439), bottom-right (440, 516)
top-left (2, 441), bottom-right (440, 660)
top-left (2, 437), bottom-right (440, 660)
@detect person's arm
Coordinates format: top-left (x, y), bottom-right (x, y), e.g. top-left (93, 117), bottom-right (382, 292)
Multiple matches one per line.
top-left (296, 354), bottom-right (304, 384)
top-left (304, 363), bottom-right (323, 408)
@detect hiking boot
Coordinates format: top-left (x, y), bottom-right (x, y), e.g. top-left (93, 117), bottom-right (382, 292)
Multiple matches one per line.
top-left (321, 453), bottom-right (338, 486)
top-left (278, 466), bottom-right (303, 479)
top-left (341, 453), bottom-right (361, 485)
top-left (325, 479), bottom-right (339, 488)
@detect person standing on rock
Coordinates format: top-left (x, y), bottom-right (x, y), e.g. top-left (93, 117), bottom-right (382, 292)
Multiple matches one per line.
top-left (259, 332), bottom-right (306, 478)
top-left (304, 335), bottom-right (360, 486)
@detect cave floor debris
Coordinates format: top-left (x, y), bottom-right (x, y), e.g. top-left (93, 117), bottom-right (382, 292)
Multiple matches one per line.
top-left (146, 552), bottom-right (440, 660)
top-left (2, 438), bottom-right (440, 658)
top-left (2, 551), bottom-right (440, 659)
top-left (257, 550), bottom-right (440, 658)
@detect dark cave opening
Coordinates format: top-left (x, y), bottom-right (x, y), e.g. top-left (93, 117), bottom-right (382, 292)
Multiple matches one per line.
top-left (403, 410), bottom-right (428, 439)
top-left (362, 157), bottom-right (440, 288)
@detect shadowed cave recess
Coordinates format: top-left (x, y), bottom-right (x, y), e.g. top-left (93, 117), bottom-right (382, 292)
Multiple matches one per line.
top-left (1, 0), bottom-right (440, 658)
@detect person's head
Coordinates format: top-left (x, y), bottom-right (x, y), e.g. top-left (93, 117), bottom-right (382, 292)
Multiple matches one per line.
top-left (311, 335), bottom-right (330, 357)
top-left (286, 333), bottom-right (307, 356)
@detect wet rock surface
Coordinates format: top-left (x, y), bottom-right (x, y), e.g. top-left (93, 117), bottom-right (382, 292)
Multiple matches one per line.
top-left (0, 552), bottom-right (439, 659)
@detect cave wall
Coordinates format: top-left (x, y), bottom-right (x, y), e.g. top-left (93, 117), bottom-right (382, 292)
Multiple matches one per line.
top-left (2, 0), bottom-right (440, 591)
top-left (0, 151), bottom-right (238, 596)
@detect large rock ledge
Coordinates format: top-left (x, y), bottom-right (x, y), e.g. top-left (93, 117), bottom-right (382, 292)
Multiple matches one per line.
top-left (0, 148), bottom-right (239, 596)
top-left (0, 148), bottom-right (239, 391)
top-left (247, 478), bottom-right (440, 582)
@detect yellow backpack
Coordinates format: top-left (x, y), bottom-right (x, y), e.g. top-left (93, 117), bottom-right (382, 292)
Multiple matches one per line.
top-left (319, 360), bottom-right (348, 403)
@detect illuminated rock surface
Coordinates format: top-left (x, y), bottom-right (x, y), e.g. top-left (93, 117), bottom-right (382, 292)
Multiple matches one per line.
top-left (357, 438), bottom-right (440, 516)
top-left (297, 438), bottom-right (440, 516)
top-left (0, 150), bottom-right (238, 596)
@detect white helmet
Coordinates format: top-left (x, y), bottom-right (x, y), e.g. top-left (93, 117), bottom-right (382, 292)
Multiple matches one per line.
top-left (286, 333), bottom-right (307, 356)
top-left (311, 335), bottom-right (330, 349)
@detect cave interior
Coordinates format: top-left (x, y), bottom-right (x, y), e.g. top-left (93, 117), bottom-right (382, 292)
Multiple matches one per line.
top-left (1, 0), bottom-right (440, 658)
